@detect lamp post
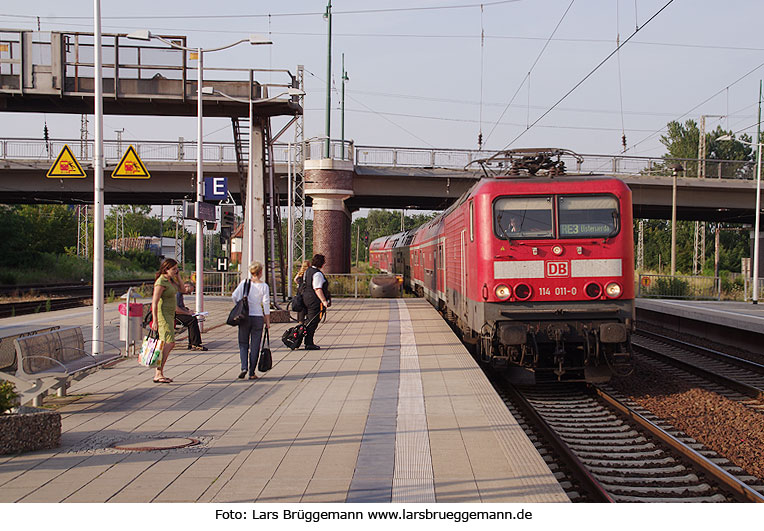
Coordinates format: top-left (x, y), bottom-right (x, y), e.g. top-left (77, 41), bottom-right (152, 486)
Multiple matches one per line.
top-left (92, 0), bottom-right (105, 355)
top-left (718, 134), bottom-right (761, 304)
top-left (202, 86), bottom-right (305, 291)
top-left (324, 0), bottom-right (332, 158)
top-left (127, 31), bottom-right (271, 316)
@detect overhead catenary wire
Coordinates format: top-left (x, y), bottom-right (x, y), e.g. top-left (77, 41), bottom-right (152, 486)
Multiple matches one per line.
top-left (616, 0), bottom-right (627, 152)
top-left (304, 69), bottom-right (434, 147)
top-left (0, 1), bottom-right (521, 21)
top-left (501, 0), bottom-right (676, 152)
top-left (624, 59), bottom-right (764, 155)
top-left (483, 0), bottom-right (576, 148)
top-left (478, 3), bottom-right (484, 150)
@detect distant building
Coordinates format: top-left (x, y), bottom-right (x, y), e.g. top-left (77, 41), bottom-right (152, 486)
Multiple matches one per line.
top-left (108, 236), bottom-right (179, 260)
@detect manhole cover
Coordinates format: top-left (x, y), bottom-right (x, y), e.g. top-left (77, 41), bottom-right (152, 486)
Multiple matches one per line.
top-left (112, 437), bottom-right (200, 451)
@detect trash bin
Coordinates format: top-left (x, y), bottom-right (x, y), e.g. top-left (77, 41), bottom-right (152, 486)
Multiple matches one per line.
top-left (119, 302), bottom-right (144, 352)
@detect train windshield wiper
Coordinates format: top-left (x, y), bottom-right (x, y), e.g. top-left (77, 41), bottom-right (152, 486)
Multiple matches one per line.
top-left (496, 212), bottom-right (513, 241)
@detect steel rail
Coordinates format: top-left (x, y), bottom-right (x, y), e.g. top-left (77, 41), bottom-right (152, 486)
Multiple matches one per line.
top-left (632, 338), bottom-right (764, 401)
top-left (594, 386), bottom-right (764, 503)
top-left (501, 382), bottom-right (615, 503)
top-left (636, 329), bottom-right (764, 373)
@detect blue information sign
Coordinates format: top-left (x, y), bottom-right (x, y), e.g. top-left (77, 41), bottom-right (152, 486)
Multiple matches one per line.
top-left (204, 177), bottom-right (228, 200)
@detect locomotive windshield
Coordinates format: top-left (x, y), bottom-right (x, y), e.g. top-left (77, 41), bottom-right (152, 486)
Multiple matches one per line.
top-left (558, 195), bottom-right (619, 238)
top-left (494, 196), bottom-right (554, 239)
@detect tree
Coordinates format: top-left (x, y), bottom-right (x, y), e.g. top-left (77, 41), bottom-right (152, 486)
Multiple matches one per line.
top-left (0, 204), bottom-right (77, 267)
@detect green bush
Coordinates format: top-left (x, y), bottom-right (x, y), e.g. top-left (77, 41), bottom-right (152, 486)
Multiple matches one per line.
top-left (0, 381), bottom-right (19, 414)
top-left (644, 276), bottom-right (690, 298)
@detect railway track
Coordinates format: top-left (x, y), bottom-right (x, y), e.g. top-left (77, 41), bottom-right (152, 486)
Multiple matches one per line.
top-left (494, 378), bottom-right (764, 502)
top-left (0, 279), bottom-right (151, 318)
top-left (633, 331), bottom-right (764, 412)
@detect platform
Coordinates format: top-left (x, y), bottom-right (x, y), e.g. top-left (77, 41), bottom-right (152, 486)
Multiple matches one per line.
top-left (0, 297), bottom-right (567, 503)
top-left (636, 298), bottom-right (764, 355)
top-left (636, 299), bottom-right (764, 334)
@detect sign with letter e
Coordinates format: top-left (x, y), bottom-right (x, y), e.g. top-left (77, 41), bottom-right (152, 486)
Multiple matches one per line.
top-left (204, 177), bottom-right (228, 200)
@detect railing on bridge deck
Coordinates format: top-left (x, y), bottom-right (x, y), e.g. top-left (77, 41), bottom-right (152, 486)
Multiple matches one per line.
top-left (0, 136), bottom-right (756, 180)
top-left (0, 29), bottom-right (296, 106)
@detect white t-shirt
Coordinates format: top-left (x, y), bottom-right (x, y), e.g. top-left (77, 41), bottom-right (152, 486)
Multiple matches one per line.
top-left (311, 269), bottom-right (327, 290)
top-left (232, 279), bottom-right (271, 316)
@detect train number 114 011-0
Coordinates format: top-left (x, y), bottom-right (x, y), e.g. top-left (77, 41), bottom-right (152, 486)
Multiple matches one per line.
top-left (539, 287), bottom-right (577, 296)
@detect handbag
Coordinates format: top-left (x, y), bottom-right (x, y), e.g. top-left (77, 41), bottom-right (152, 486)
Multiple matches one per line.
top-left (139, 329), bottom-right (163, 367)
top-left (227, 279), bottom-right (251, 326)
top-left (258, 328), bottom-right (272, 372)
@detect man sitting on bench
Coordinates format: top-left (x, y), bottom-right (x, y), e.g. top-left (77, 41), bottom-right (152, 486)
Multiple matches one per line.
top-left (176, 281), bottom-right (208, 351)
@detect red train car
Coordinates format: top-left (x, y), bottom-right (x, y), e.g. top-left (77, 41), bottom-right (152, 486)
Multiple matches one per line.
top-left (391, 151), bottom-right (635, 383)
top-left (369, 232), bottom-right (401, 273)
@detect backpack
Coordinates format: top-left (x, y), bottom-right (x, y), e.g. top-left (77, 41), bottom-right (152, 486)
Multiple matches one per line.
top-left (282, 323), bottom-right (306, 350)
top-left (291, 282), bottom-right (306, 313)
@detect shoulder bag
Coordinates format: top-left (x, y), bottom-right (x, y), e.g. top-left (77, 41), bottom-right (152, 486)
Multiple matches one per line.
top-left (258, 328), bottom-right (272, 372)
top-left (227, 279), bottom-right (251, 326)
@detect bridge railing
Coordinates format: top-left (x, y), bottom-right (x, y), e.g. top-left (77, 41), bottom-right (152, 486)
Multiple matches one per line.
top-left (0, 136), bottom-right (757, 180)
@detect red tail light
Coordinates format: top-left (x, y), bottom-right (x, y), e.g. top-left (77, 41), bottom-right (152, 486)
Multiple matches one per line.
top-left (514, 283), bottom-right (532, 301)
top-left (584, 282), bottom-right (602, 299)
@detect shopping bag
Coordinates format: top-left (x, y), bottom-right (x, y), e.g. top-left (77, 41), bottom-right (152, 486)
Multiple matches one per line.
top-left (139, 329), bottom-right (161, 367)
top-left (258, 329), bottom-right (272, 372)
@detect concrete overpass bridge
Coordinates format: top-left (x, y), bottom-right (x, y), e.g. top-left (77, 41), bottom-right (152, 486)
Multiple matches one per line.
top-left (1, 28), bottom-right (761, 273)
top-left (1, 137), bottom-right (761, 225)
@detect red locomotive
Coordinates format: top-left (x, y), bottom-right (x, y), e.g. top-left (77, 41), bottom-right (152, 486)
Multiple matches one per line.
top-left (370, 150), bottom-right (635, 383)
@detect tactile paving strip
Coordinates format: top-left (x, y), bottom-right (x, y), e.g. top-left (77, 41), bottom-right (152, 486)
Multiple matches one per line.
top-left (393, 299), bottom-right (436, 502)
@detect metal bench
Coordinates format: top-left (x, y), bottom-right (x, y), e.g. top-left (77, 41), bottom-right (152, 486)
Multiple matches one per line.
top-left (0, 325), bottom-right (60, 372)
top-left (0, 326), bottom-right (121, 407)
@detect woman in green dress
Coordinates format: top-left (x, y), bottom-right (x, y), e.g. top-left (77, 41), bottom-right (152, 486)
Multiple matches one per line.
top-left (151, 258), bottom-right (181, 383)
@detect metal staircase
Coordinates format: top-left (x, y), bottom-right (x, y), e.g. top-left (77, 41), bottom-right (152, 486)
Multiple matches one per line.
top-left (231, 117), bottom-right (249, 206)
top-left (231, 116), bottom-right (287, 303)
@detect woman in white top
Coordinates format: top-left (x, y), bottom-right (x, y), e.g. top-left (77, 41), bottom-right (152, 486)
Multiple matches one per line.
top-left (231, 261), bottom-right (271, 380)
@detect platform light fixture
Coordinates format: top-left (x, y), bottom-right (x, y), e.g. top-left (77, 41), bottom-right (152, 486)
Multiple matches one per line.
top-left (718, 134), bottom-right (761, 304)
top-left (127, 30), bottom-right (271, 318)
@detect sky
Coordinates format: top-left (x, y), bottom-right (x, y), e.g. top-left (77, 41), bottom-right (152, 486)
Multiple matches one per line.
top-left (3, 1), bottom-right (764, 160)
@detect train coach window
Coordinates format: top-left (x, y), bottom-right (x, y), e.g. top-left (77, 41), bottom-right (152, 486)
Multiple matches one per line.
top-left (558, 195), bottom-right (619, 238)
top-left (493, 196), bottom-right (554, 239)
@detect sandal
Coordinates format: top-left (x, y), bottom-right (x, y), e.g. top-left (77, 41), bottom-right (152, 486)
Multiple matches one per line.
top-left (153, 377), bottom-right (172, 384)
top-left (248, 374), bottom-right (258, 380)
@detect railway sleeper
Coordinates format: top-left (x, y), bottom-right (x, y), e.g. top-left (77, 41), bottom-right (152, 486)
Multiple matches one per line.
top-left (592, 473), bottom-right (701, 485)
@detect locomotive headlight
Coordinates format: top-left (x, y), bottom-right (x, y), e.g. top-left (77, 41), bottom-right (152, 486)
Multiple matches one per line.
top-left (605, 282), bottom-right (622, 298)
top-left (552, 245), bottom-right (563, 256)
top-left (494, 284), bottom-right (511, 300)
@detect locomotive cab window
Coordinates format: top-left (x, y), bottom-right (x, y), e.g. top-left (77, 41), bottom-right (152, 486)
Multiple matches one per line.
top-left (493, 196), bottom-right (554, 239)
top-left (558, 195), bottom-right (619, 238)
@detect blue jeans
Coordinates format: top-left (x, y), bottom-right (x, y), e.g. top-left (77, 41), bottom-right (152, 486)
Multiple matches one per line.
top-left (238, 315), bottom-right (264, 376)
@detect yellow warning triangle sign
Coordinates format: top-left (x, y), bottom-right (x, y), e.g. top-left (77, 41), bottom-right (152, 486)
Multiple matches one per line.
top-left (47, 145), bottom-right (86, 178)
top-left (111, 145), bottom-right (150, 179)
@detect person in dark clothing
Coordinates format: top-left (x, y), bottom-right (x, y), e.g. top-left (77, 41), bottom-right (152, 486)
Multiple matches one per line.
top-left (302, 254), bottom-right (331, 350)
top-left (293, 260), bottom-right (310, 324)
top-left (176, 281), bottom-right (208, 351)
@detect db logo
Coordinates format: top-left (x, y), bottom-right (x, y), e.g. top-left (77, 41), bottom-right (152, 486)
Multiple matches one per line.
top-left (546, 261), bottom-right (569, 277)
